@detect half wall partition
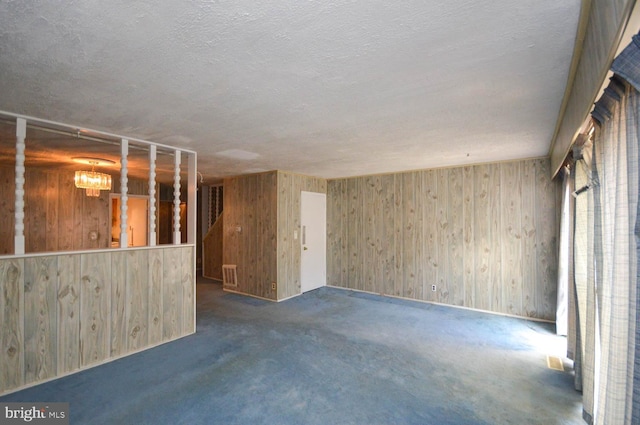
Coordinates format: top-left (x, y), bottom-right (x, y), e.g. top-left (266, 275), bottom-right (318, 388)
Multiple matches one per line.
top-left (0, 112), bottom-right (197, 395)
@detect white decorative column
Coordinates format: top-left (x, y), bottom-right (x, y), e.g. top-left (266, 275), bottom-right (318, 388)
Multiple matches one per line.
top-left (187, 152), bottom-right (197, 244)
top-left (14, 118), bottom-right (26, 255)
top-left (148, 145), bottom-right (157, 246)
top-left (173, 150), bottom-right (181, 244)
top-left (119, 139), bottom-right (129, 248)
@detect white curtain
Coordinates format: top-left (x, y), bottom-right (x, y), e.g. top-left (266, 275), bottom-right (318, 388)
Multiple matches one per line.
top-left (571, 138), bottom-right (593, 394)
top-left (578, 78), bottom-right (639, 424)
top-left (557, 167), bottom-right (571, 336)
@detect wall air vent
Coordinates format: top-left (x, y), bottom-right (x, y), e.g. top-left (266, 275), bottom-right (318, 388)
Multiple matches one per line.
top-left (222, 264), bottom-right (238, 287)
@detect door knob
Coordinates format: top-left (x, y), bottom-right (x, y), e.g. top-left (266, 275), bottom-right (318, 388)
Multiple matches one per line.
top-left (303, 246), bottom-right (308, 250)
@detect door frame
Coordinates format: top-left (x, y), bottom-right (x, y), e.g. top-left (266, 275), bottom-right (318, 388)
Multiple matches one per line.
top-left (300, 191), bottom-right (327, 293)
top-left (109, 194), bottom-right (150, 247)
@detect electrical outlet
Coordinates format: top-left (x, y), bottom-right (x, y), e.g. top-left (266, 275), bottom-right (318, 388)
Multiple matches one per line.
top-left (271, 282), bottom-right (276, 290)
top-left (431, 285), bottom-right (436, 292)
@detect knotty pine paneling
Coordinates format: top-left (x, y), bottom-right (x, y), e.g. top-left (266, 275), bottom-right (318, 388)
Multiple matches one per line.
top-left (535, 159), bottom-right (559, 320)
top-left (80, 252), bottom-right (111, 367)
top-left (402, 172), bottom-right (417, 299)
top-left (244, 175), bottom-right (257, 296)
top-left (327, 180), bottom-right (347, 288)
top-left (162, 248), bottom-right (182, 341)
top-left (127, 249), bottom-right (149, 351)
top-left (326, 158), bottom-right (560, 321)
top-left (349, 178), bottom-right (362, 292)
top-left (181, 247), bottom-right (195, 334)
top-left (501, 162), bottom-right (523, 316)
top-left (45, 173), bottom-right (60, 252)
top-left (435, 169), bottom-right (450, 304)
top-left (381, 175), bottom-right (395, 295)
top-left (147, 249), bottom-right (164, 345)
top-left (277, 171), bottom-right (326, 300)
top-left (0, 167), bottom-right (15, 255)
top-left (24, 256), bottom-right (57, 384)
top-left (71, 179), bottom-right (85, 250)
top-left (203, 212), bottom-right (224, 280)
top-left (448, 167), bottom-right (464, 306)
top-left (25, 169), bottom-right (48, 253)
top-left (472, 164), bottom-right (492, 312)
top-left (277, 173), bottom-right (294, 298)
top-left (422, 170), bottom-right (437, 303)
top-left (110, 251), bottom-right (128, 357)
top-left (550, 0), bottom-right (633, 174)
top-left (82, 193), bottom-right (110, 250)
top-left (462, 166), bottom-right (475, 307)
top-left (223, 172), bottom-right (278, 300)
top-left (222, 171), bottom-right (325, 300)
top-left (363, 176), bottom-right (378, 294)
top-left (0, 259), bottom-right (24, 392)
top-left (57, 254), bottom-right (80, 374)
top-left (487, 164), bottom-right (502, 313)
top-left (58, 173), bottom-right (77, 252)
top-left (0, 246), bottom-right (195, 395)
top-left (0, 165), bottom-right (154, 254)
top-left (521, 161), bottom-right (538, 317)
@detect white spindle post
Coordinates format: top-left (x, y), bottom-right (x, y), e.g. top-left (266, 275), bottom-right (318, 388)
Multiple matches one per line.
top-left (187, 152), bottom-right (196, 244)
top-left (14, 118), bottom-right (26, 255)
top-left (173, 150), bottom-right (181, 244)
top-left (148, 145), bottom-right (157, 246)
top-left (119, 139), bottom-right (129, 248)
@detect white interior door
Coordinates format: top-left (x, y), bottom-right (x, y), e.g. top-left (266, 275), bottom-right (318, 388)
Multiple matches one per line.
top-left (301, 191), bottom-right (326, 293)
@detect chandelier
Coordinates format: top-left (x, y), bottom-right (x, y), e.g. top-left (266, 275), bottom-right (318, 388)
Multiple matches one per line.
top-left (72, 157), bottom-right (114, 197)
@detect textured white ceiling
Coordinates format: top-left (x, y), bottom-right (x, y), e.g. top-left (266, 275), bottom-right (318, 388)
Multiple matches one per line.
top-left (0, 0), bottom-right (581, 181)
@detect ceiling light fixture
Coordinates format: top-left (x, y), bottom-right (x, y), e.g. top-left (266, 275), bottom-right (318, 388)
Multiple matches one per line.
top-left (72, 157), bottom-right (115, 197)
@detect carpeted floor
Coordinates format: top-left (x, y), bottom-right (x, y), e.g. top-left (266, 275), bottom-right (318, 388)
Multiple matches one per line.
top-left (1, 279), bottom-right (583, 424)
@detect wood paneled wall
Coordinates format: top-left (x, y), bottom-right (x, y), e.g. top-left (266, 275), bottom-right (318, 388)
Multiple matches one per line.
top-left (222, 171), bottom-right (326, 300)
top-left (0, 166), bottom-right (153, 255)
top-left (0, 246), bottom-right (195, 395)
top-left (277, 171), bottom-right (326, 299)
top-left (0, 166), bottom-right (15, 255)
top-left (550, 0), bottom-right (633, 174)
top-left (203, 212), bottom-right (224, 280)
top-left (327, 158), bottom-right (560, 321)
top-left (223, 172), bottom-right (278, 300)
top-left (0, 166), bottom-right (106, 254)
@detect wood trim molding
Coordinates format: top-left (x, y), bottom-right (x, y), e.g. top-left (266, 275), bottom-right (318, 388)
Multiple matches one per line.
top-left (549, 0), bottom-right (637, 178)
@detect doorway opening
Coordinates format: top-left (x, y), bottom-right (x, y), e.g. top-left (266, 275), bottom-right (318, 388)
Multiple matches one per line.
top-left (110, 194), bottom-right (150, 247)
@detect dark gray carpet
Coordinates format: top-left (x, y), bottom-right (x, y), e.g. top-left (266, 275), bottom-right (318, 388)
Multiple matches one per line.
top-left (1, 279), bottom-right (583, 424)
